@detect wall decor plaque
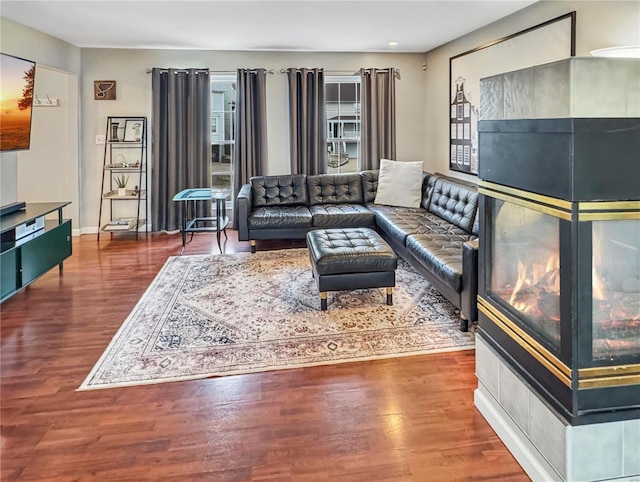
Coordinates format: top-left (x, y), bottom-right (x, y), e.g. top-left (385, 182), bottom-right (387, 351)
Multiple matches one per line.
top-left (94, 80), bottom-right (116, 100)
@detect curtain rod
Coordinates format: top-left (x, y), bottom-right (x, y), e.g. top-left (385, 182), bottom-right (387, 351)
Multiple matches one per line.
top-left (145, 67), bottom-right (397, 76)
top-left (145, 68), bottom-right (274, 74)
top-left (280, 68), bottom-right (355, 74)
top-left (363, 68), bottom-right (400, 75)
top-left (280, 68), bottom-right (400, 75)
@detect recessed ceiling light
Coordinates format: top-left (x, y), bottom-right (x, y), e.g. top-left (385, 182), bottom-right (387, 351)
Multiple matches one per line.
top-left (388, 41), bottom-right (398, 47)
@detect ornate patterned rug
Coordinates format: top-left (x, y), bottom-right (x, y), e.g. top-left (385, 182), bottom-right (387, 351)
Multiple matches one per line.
top-left (79, 249), bottom-right (474, 390)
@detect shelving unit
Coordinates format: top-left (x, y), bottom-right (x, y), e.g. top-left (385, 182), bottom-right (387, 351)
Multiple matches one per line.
top-left (98, 116), bottom-right (148, 240)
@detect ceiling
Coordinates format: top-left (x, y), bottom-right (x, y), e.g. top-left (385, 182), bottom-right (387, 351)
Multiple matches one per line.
top-left (1, 1), bottom-right (537, 52)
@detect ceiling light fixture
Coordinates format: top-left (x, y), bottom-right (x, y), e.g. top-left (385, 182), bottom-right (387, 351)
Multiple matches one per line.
top-left (387, 41), bottom-right (398, 47)
top-left (590, 45), bottom-right (640, 58)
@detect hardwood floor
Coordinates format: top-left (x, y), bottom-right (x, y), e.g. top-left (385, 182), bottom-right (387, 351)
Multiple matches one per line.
top-left (1, 231), bottom-right (528, 481)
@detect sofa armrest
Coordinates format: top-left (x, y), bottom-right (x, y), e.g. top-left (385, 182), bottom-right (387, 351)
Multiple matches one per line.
top-left (236, 183), bottom-right (252, 241)
top-left (461, 237), bottom-right (479, 330)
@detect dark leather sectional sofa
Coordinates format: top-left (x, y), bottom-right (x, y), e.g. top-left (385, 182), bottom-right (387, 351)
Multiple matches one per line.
top-left (236, 170), bottom-right (479, 330)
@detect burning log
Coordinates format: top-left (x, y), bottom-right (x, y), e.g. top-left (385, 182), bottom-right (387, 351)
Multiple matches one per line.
top-left (511, 286), bottom-right (559, 320)
top-left (592, 294), bottom-right (640, 359)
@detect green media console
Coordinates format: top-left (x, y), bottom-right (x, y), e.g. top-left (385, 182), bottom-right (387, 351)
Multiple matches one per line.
top-left (1, 202), bottom-right (72, 302)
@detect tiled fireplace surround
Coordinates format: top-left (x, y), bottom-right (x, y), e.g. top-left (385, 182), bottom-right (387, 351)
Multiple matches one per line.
top-left (474, 58), bottom-right (640, 482)
top-left (476, 336), bottom-right (640, 481)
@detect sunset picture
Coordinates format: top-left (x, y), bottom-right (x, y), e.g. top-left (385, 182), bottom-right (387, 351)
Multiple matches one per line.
top-left (0, 53), bottom-right (36, 151)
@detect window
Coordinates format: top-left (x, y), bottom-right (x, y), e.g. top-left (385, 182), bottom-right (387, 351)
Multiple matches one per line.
top-left (210, 75), bottom-right (236, 193)
top-left (325, 76), bottom-right (360, 173)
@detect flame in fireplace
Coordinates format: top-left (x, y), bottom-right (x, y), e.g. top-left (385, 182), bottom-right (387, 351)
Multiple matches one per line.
top-left (592, 223), bottom-right (607, 301)
top-left (509, 252), bottom-right (560, 318)
top-left (591, 223), bottom-right (607, 300)
top-left (593, 266), bottom-right (607, 301)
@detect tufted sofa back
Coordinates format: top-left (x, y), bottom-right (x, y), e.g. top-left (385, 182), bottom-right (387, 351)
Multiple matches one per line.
top-left (251, 174), bottom-right (308, 207)
top-left (360, 170), bottom-right (379, 203)
top-left (306, 173), bottom-right (363, 206)
top-left (427, 177), bottom-right (478, 234)
top-left (421, 174), bottom-right (439, 210)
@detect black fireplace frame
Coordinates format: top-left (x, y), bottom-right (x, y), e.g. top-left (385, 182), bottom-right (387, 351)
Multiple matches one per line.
top-left (477, 117), bottom-right (640, 425)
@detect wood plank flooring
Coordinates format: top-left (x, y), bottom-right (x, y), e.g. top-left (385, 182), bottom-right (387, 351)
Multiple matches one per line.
top-left (0, 231), bottom-right (528, 481)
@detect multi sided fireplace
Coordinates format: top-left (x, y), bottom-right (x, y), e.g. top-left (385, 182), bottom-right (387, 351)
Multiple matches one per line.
top-left (487, 199), bottom-right (639, 363)
top-left (478, 161), bottom-right (640, 420)
top-left (474, 58), bottom-right (640, 481)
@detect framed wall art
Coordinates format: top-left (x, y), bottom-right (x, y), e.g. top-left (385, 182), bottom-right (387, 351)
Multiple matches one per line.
top-left (123, 120), bottom-right (143, 142)
top-left (94, 80), bottom-right (116, 100)
top-left (449, 12), bottom-right (576, 175)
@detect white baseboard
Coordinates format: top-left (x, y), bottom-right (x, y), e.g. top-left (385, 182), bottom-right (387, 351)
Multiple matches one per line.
top-left (474, 386), bottom-right (561, 482)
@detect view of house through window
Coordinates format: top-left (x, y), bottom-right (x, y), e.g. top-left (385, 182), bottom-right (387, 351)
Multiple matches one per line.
top-left (325, 76), bottom-right (360, 173)
top-left (211, 75), bottom-right (360, 194)
top-left (211, 75), bottom-right (236, 197)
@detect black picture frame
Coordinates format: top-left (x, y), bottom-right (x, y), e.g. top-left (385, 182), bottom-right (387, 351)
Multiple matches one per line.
top-left (448, 12), bottom-right (576, 175)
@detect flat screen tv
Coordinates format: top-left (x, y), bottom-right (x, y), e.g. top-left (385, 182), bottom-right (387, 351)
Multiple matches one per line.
top-left (0, 53), bottom-right (36, 152)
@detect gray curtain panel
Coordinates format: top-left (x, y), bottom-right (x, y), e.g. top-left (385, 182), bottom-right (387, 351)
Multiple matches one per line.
top-left (151, 68), bottom-right (211, 232)
top-left (287, 68), bottom-right (326, 175)
top-left (233, 68), bottom-right (268, 228)
top-left (360, 68), bottom-right (397, 170)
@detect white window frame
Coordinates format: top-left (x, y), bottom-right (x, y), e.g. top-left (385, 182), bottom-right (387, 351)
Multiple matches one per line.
top-left (325, 75), bottom-right (361, 173)
top-left (210, 73), bottom-right (237, 209)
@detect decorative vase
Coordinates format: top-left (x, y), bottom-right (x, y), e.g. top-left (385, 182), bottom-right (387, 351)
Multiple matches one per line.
top-left (110, 122), bottom-right (120, 142)
top-left (117, 187), bottom-right (127, 197)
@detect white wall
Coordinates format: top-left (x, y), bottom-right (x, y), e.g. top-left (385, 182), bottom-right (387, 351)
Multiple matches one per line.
top-left (422, 0), bottom-right (640, 184)
top-left (80, 49), bottom-right (428, 231)
top-left (0, 17), bottom-right (81, 227)
top-left (17, 66), bottom-right (80, 230)
top-left (0, 18), bottom-right (81, 74)
top-left (5, 0), bottom-right (639, 230)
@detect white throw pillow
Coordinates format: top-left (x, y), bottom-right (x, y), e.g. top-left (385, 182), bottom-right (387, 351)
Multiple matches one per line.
top-left (374, 159), bottom-right (423, 208)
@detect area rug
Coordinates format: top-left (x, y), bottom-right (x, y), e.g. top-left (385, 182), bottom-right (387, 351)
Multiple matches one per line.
top-left (79, 249), bottom-right (474, 390)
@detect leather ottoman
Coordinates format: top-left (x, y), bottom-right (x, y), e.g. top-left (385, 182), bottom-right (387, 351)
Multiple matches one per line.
top-left (306, 227), bottom-right (397, 310)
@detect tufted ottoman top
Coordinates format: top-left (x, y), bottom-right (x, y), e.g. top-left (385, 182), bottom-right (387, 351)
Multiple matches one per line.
top-left (306, 228), bottom-right (397, 275)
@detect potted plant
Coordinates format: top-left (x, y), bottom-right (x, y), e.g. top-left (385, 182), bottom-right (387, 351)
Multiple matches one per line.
top-left (114, 174), bottom-right (128, 196)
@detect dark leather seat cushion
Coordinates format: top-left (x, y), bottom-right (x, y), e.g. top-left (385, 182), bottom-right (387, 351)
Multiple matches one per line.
top-left (366, 205), bottom-right (425, 243)
top-left (310, 204), bottom-right (375, 227)
top-left (248, 206), bottom-right (313, 229)
top-left (406, 233), bottom-right (473, 292)
top-left (306, 228), bottom-right (397, 275)
top-left (413, 212), bottom-right (471, 236)
top-left (369, 206), bottom-right (470, 244)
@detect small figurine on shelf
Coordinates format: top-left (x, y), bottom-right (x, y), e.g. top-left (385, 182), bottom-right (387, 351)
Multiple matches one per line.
top-left (133, 185), bottom-right (140, 196)
top-left (114, 154), bottom-right (129, 168)
top-left (115, 174), bottom-right (129, 196)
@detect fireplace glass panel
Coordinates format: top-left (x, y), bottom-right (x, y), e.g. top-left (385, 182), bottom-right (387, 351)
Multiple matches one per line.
top-left (490, 199), bottom-right (560, 349)
top-left (592, 219), bottom-right (640, 361)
